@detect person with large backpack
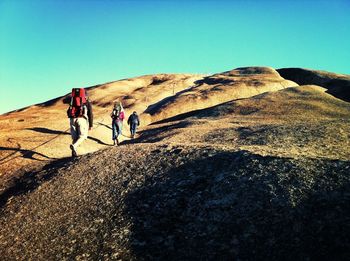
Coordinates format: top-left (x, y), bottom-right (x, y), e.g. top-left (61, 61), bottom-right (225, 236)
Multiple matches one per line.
top-left (127, 111), bottom-right (140, 139)
top-left (67, 88), bottom-right (93, 157)
top-left (110, 101), bottom-right (125, 145)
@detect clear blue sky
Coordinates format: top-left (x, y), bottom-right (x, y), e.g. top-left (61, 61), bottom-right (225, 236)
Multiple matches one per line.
top-left (1, 0), bottom-right (349, 114)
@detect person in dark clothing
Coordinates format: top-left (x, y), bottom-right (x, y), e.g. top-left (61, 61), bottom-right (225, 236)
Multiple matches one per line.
top-left (127, 111), bottom-right (140, 138)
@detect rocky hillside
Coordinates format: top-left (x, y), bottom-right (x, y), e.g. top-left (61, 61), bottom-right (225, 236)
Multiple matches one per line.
top-left (0, 67), bottom-right (349, 260)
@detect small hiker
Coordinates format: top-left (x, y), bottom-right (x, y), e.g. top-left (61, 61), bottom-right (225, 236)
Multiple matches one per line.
top-left (127, 111), bottom-right (140, 138)
top-left (111, 101), bottom-right (125, 145)
top-left (67, 88), bottom-right (93, 157)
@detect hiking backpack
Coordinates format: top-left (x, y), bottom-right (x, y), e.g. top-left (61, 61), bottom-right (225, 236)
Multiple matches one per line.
top-left (67, 88), bottom-right (87, 118)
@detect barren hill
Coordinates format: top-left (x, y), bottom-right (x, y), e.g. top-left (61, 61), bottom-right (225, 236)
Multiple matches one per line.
top-left (0, 67), bottom-right (349, 260)
top-left (144, 67), bottom-right (297, 123)
top-left (0, 67), bottom-right (296, 181)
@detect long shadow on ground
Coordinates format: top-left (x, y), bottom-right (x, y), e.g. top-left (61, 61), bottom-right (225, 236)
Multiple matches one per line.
top-left (0, 146), bottom-right (53, 164)
top-left (124, 150), bottom-right (350, 260)
top-left (26, 127), bottom-right (110, 146)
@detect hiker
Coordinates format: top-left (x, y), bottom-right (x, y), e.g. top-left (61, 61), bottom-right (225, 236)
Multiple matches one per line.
top-left (127, 111), bottom-right (140, 138)
top-left (111, 101), bottom-right (125, 145)
top-left (67, 88), bottom-right (93, 157)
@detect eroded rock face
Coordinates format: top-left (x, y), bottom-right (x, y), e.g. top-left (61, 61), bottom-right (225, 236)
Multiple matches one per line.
top-left (277, 68), bottom-right (350, 102)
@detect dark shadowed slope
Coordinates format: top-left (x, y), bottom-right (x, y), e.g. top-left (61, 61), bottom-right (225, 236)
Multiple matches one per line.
top-left (277, 68), bottom-right (350, 102)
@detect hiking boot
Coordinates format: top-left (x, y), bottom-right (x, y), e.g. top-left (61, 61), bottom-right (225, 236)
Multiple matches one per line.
top-left (70, 144), bottom-right (77, 157)
top-left (113, 139), bottom-right (116, 146)
top-left (116, 138), bottom-right (119, 146)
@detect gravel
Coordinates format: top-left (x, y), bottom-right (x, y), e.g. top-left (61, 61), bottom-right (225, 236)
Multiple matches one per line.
top-left (0, 143), bottom-right (349, 260)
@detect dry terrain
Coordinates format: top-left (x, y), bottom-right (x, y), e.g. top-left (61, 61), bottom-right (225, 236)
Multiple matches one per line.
top-left (0, 67), bottom-right (349, 260)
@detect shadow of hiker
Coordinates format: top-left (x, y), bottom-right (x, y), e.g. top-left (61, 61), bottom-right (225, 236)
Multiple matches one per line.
top-left (26, 127), bottom-right (110, 146)
top-left (0, 157), bottom-right (72, 208)
top-left (26, 127), bottom-right (69, 135)
top-left (96, 122), bottom-right (112, 130)
top-left (123, 150), bottom-right (350, 260)
top-left (0, 146), bottom-right (53, 164)
top-left (87, 136), bottom-right (110, 146)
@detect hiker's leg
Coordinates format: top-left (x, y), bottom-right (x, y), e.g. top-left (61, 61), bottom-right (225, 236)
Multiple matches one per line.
top-left (73, 118), bottom-right (88, 149)
top-left (117, 121), bottom-right (123, 135)
top-left (131, 124), bottom-right (137, 138)
top-left (112, 121), bottom-right (117, 140)
top-left (131, 124), bottom-right (136, 136)
top-left (70, 118), bottom-right (78, 143)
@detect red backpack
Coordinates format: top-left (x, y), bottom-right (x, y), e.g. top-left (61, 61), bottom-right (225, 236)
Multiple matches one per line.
top-left (67, 88), bottom-right (87, 118)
